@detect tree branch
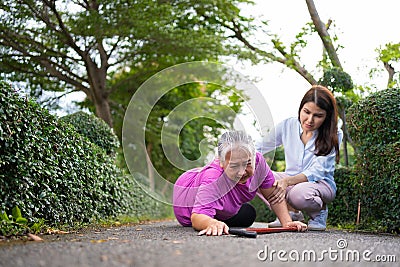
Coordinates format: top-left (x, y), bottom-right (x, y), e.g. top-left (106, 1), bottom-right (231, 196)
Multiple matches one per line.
top-left (305, 0), bottom-right (342, 69)
top-left (224, 19), bottom-right (317, 84)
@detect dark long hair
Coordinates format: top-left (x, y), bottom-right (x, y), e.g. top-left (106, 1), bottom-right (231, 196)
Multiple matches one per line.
top-left (298, 85), bottom-right (340, 163)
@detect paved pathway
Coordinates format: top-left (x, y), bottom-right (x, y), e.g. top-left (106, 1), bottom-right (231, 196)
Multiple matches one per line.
top-left (0, 220), bottom-right (399, 267)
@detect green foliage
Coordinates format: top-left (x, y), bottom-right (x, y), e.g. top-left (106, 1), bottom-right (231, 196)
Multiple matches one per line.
top-left (0, 0), bottom-right (253, 112)
top-left (371, 42), bottom-right (400, 89)
top-left (319, 67), bottom-right (354, 94)
top-left (60, 111), bottom-right (120, 156)
top-left (250, 196), bottom-right (276, 223)
top-left (348, 88), bottom-right (400, 146)
top-left (0, 81), bottom-right (168, 233)
top-left (0, 207), bottom-right (29, 236)
top-left (329, 167), bottom-right (360, 226)
top-left (146, 82), bottom-right (244, 183)
top-left (377, 43), bottom-right (400, 63)
top-left (347, 88), bottom-right (400, 233)
top-left (263, 147), bottom-right (286, 172)
top-left (111, 68), bottom-right (246, 184)
top-left (0, 80), bottom-right (118, 224)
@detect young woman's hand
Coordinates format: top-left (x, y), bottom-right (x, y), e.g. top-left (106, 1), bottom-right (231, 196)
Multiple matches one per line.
top-left (268, 178), bottom-right (289, 204)
top-left (197, 219), bottom-right (229, 236)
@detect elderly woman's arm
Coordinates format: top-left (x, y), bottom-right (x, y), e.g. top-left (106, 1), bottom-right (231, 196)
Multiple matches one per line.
top-left (259, 187), bottom-right (307, 231)
top-left (191, 213), bottom-right (229, 236)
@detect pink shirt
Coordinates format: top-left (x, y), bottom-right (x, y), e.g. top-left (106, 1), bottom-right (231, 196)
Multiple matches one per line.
top-left (173, 152), bottom-right (275, 226)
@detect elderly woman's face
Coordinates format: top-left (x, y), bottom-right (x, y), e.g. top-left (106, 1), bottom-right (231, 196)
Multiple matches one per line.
top-left (220, 148), bottom-right (254, 183)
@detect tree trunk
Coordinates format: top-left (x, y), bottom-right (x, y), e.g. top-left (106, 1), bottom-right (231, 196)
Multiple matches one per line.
top-left (384, 62), bottom-right (395, 88)
top-left (338, 106), bottom-right (349, 166)
top-left (85, 55), bottom-right (113, 127)
top-left (306, 0), bottom-right (354, 165)
top-left (94, 96), bottom-right (113, 128)
top-left (305, 0), bottom-right (342, 69)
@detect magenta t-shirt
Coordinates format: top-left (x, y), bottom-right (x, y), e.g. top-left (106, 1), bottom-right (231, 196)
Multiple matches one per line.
top-left (173, 152), bottom-right (275, 226)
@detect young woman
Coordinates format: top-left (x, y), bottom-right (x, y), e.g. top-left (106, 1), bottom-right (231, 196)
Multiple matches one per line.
top-left (256, 85), bottom-right (343, 231)
top-left (173, 131), bottom-right (307, 236)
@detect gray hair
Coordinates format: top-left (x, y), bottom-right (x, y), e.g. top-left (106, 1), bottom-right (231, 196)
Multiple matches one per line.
top-left (217, 131), bottom-right (255, 163)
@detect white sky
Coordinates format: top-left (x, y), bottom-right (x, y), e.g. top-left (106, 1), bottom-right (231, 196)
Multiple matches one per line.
top-left (234, 0), bottom-right (400, 128)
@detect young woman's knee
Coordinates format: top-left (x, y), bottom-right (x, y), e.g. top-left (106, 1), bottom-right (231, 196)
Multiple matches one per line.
top-left (287, 190), bottom-right (323, 211)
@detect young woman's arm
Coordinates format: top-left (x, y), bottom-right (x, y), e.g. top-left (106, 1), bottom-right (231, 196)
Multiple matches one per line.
top-left (267, 173), bottom-right (308, 205)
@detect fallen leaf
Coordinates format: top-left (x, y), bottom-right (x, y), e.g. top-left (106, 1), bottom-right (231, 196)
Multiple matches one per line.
top-left (135, 228), bottom-right (143, 231)
top-left (90, 239), bottom-right (108, 243)
top-left (100, 255), bottom-right (108, 262)
top-left (27, 233), bottom-right (43, 241)
top-left (47, 229), bottom-right (69, 235)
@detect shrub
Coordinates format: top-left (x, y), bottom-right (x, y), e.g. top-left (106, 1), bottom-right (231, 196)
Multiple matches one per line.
top-left (0, 81), bottom-right (169, 228)
top-left (60, 111), bottom-right (120, 156)
top-left (328, 166), bottom-right (360, 226)
top-left (0, 81), bottom-right (120, 224)
top-left (347, 88), bottom-right (400, 233)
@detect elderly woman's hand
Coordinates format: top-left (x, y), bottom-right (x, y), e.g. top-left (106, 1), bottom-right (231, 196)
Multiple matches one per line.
top-left (284, 221), bottom-right (308, 232)
top-left (197, 219), bottom-right (229, 236)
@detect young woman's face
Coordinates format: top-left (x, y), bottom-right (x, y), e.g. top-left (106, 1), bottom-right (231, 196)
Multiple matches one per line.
top-left (299, 102), bottom-right (327, 132)
top-left (220, 148), bottom-right (254, 184)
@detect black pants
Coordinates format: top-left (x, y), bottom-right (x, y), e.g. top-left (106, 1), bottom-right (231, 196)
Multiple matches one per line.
top-left (222, 203), bottom-right (256, 228)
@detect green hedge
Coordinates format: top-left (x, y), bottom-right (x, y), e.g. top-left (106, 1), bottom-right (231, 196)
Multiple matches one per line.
top-left (60, 111), bottom-right (120, 156)
top-left (328, 166), bottom-right (360, 226)
top-left (0, 81), bottom-right (169, 228)
top-left (347, 88), bottom-right (400, 233)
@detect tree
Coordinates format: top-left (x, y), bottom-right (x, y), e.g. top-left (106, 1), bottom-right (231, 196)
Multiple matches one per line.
top-left (120, 62), bottom-right (248, 198)
top-left (374, 42), bottom-right (400, 88)
top-left (0, 0), bottom-right (252, 127)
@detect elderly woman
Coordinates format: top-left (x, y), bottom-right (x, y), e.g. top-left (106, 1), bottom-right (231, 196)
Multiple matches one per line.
top-left (173, 131), bottom-right (307, 236)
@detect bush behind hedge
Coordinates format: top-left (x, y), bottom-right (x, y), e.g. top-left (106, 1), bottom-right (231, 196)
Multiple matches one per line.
top-left (60, 111), bottom-right (120, 156)
top-left (347, 88), bottom-right (400, 233)
top-left (0, 81), bottom-right (169, 227)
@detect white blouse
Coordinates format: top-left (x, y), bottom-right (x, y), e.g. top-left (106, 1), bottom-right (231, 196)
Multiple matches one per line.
top-left (255, 117), bottom-right (343, 193)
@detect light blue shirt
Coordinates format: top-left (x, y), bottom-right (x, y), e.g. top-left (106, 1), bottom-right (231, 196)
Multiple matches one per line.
top-left (255, 117), bottom-right (343, 193)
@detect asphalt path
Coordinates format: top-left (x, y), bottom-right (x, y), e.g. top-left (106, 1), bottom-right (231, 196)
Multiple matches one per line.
top-left (0, 220), bottom-right (399, 267)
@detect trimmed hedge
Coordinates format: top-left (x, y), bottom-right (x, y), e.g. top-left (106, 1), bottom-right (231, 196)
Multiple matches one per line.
top-left (328, 166), bottom-right (360, 226)
top-left (60, 111), bottom-right (120, 156)
top-left (0, 81), bottom-right (169, 228)
top-left (347, 88), bottom-right (400, 233)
